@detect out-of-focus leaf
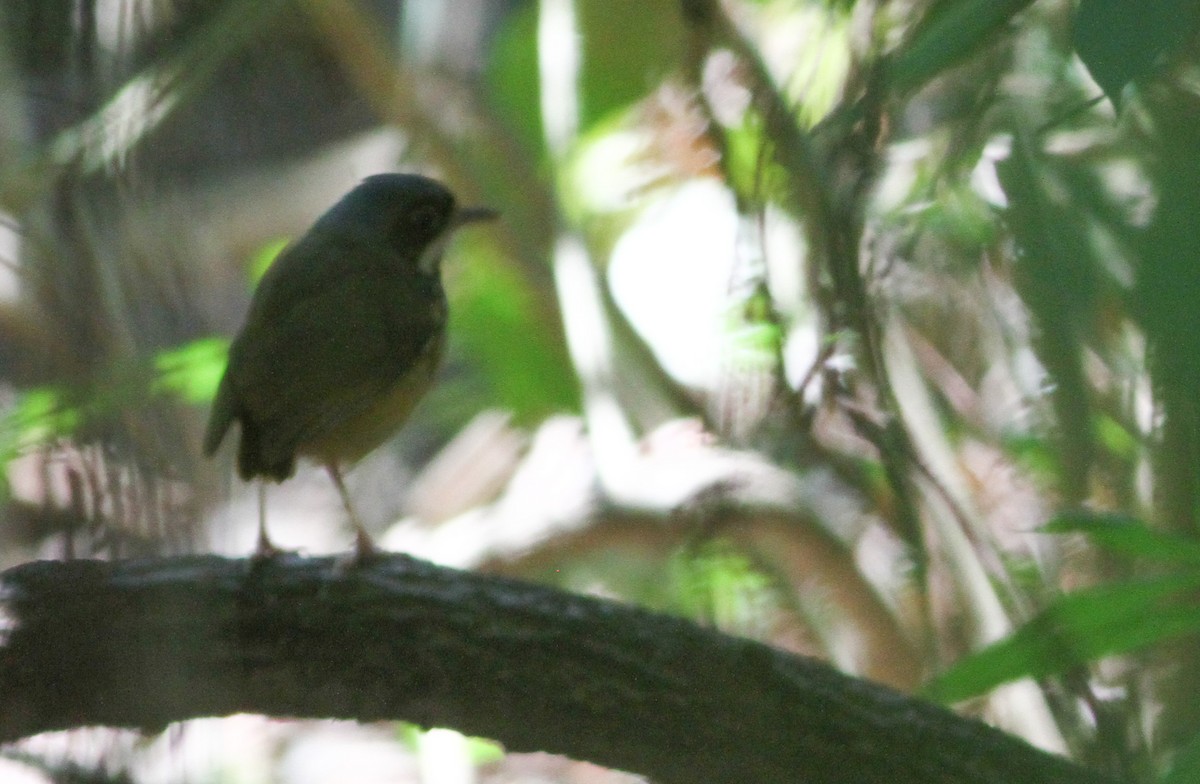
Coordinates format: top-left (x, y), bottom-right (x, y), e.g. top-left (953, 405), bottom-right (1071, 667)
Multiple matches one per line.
top-left (1003, 431), bottom-right (1060, 483)
top-left (0, 387), bottom-right (82, 463)
top-left (1093, 412), bottom-right (1138, 461)
top-left (152, 337), bottom-right (230, 405)
top-left (723, 119), bottom-right (791, 205)
top-left (394, 724), bottom-right (505, 765)
top-left (888, 0), bottom-right (1036, 96)
top-left (1161, 730), bottom-right (1200, 784)
top-left (561, 108), bottom-right (652, 222)
top-left (724, 286), bottom-right (783, 365)
top-left (248, 237), bottom-right (290, 283)
top-left (671, 538), bottom-right (779, 637)
top-left (778, 4), bottom-right (854, 127)
top-left (1133, 84), bottom-right (1200, 390)
top-left (463, 736), bottom-right (505, 766)
top-left (488, 0), bottom-right (683, 154)
top-left (999, 133), bottom-right (1099, 503)
top-left (999, 136), bottom-right (1099, 315)
top-left (1043, 511), bottom-right (1200, 566)
top-left (1072, 0), bottom-right (1200, 107)
top-left (486, 3), bottom-right (543, 154)
top-left (0, 337), bottom-right (229, 469)
top-left (576, 0), bottom-right (683, 133)
top-left (911, 184), bottom-right (998, 260)
top-left (925, 573), bottom-right (1200, 702)
top-left (448, 239), bottom-right (578, 422)
top-left (1, 339), bottom-right (230, 463)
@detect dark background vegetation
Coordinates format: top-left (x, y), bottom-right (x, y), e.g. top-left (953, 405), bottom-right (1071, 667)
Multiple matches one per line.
top-left (0, 0), bottom-right (1197, 781)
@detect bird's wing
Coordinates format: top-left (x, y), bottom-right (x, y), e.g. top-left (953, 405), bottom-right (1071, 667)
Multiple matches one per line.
top-left (202, 371), bottom-right (237, 457)
top-left (224, 236), bottom-right (442, 470)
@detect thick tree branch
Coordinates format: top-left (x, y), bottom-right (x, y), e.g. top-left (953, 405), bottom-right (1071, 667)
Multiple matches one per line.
top-left (0, 555), bottom-right (1114, 784)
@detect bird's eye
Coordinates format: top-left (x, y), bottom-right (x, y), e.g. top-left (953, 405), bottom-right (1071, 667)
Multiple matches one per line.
top-left (407, 204), bottom-right (444, 237)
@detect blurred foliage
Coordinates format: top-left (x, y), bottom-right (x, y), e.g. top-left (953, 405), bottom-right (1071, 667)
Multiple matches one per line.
top-left (447, 235), bottom-right (578, 422)
top-left (929, 513), bottom-right (1200, 705)
top-left (670, 538), bottom-right (781, 636)
top-left (152, 338), bottom-right (229, 406)
top-left (5, 0), bottom-right (1200, 780)
top-left (575, 0), bottom-right (684, 131)
top-left (1162, 734), bottom-right (1200, 784)
top-left (486, 3), bottom-right (544, 154)
top-left (887, 0), bottom-right (1037, 96)
top-left (1072, 0), bottom-right (1200, 106)
top-left (247, 237), bottom-right (291, 284)
top-left (929, 573), bottom-right (1200, 702)
top-left (0, 336), bottom-right (226, 488)
top-left (395, 723), bottom-right (506, 765)
top-left (0, 387), bottom-right (82, 467)
top-left (931, 513), bottom-right (1200, 701)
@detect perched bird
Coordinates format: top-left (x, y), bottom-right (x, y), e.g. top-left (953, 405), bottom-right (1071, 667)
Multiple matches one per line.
top-left (204, 173), bottom-right (496, 557)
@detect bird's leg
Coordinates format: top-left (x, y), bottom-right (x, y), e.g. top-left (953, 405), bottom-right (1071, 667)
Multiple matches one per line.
top-left (326, 463), bottom-right (378, 560)
top-left (253, 482), bottom-right (281, 558)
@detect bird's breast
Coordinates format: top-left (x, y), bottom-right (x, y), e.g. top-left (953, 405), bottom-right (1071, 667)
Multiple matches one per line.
top-left (298, 330), bottom-right (446, 465)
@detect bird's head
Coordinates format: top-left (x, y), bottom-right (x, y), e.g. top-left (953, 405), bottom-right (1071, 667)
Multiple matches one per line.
top-left (319, 173), bottom-right (497, 274)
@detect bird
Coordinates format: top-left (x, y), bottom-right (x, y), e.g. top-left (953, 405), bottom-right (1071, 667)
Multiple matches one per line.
top-left (203, 173), bottom-right (497, 558)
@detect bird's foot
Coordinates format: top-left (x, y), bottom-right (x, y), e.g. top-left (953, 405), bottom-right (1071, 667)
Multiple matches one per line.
top-left (354, 526), bottom-right (380, 559)
top-left (251, 537), bottom-right (285, 561)
top-left (330, 526), bottom-right (386, 571)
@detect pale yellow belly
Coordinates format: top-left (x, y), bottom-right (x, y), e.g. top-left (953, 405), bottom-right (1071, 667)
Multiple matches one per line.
top-left (298, 338), bottom-right (444, 466)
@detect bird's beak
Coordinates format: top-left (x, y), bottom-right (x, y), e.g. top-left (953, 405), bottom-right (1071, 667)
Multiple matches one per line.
top-left (453, 206), bottom-right (500, 227)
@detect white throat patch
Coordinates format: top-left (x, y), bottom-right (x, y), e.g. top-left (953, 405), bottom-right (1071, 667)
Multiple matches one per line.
top-left (418, 231), bottom-right (452, 274)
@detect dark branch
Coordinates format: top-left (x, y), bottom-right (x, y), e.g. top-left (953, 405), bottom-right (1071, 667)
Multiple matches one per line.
top-left (0, 555), bottom-right (1115, 784)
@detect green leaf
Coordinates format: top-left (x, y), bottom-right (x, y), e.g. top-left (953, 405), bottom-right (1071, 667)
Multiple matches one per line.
top-left (1002, 431), bottom-right (1060, 483)
top-left (721, 284), bottom-right (783, 376)
top-left (1043, 511), bottom-right (1200, 565)
top-left (575, 0), bottom-right (683, 132)
top-left (248, 237), bottom-right (290, 284)
top-left (723, 118), bottom-right (792, 205)
top-left (488, 0), bottom-right (684, 153)
top-left (152, 337), bottom-right (230, 405)
top-left (917, 184), bottom-right (997, 257)
top-left (0, 387), bottom-right (82, 462)
top-left (888, 0), bottom-right (1037, 96)
top-left (1072, 0), bottom-right (1200, 106)
top-left (670, 538), bottom-right (778, 636)
top-left (998, 132), bottom-right (1099, 498)
top-left (486, 2), bottom-right (543, 154)
top-left (448, 241), bottom-right (578, 422)
top-left (925, 573), bottom-right (1200, 702)
top-left (1161, 730), bottom-right (1200, 784)
top-left (1093, 412), bottom-right (1138, 460)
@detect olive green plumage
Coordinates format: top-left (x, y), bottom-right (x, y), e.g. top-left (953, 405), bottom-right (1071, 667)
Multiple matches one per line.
top-left (204, 174), bottom-right (494, 483)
